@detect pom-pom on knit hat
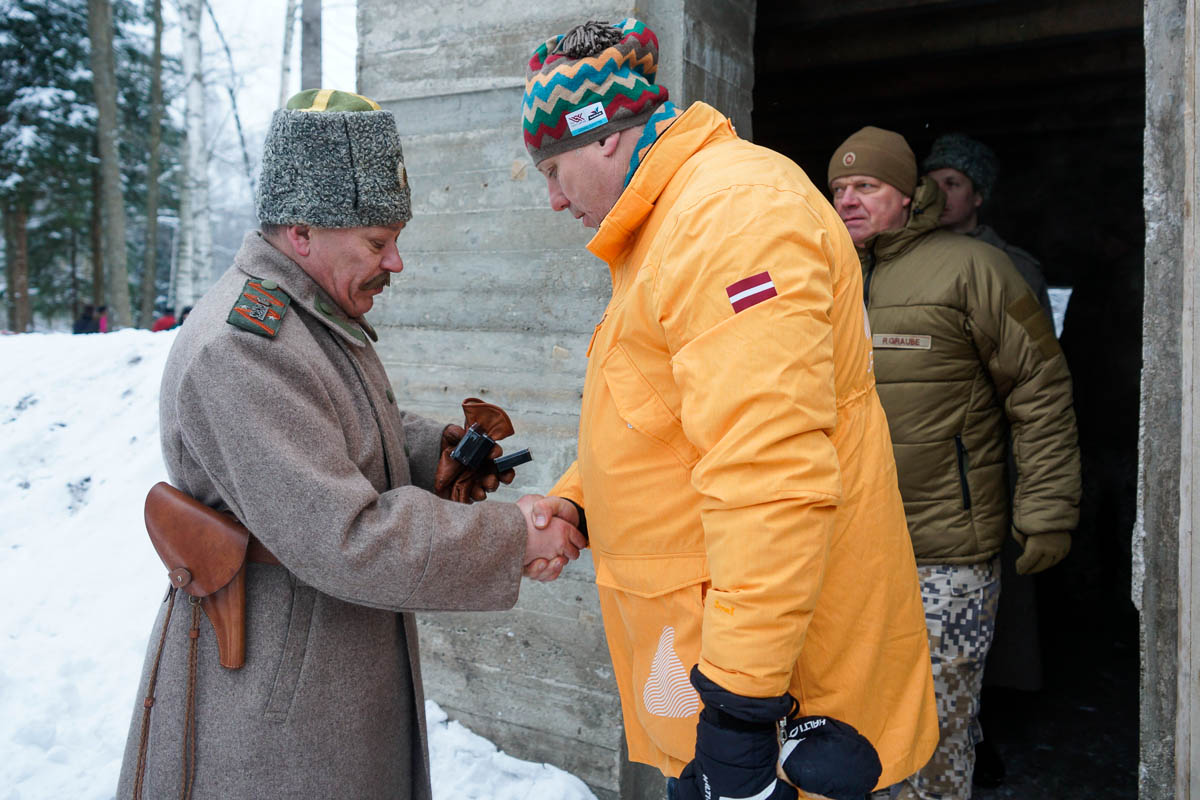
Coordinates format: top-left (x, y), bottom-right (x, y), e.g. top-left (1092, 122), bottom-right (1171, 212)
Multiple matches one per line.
top-left (828, 126), bottom-right (918, 197)
top-left (256, 89), bottom-right (412, 229)
top-left (922, 133), bottom-right (999, 203)
top-left (523, 18), bottom-right (669, 165)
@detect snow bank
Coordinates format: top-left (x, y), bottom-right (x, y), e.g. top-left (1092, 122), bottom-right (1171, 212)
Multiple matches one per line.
top-left (0, 330), bottom-right (595, 800)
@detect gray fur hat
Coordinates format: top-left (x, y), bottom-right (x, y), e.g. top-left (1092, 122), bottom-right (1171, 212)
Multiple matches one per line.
top-left (256, 89), bottom-right (412, 229)
top-left (922, 133), bottom-right (998, 202)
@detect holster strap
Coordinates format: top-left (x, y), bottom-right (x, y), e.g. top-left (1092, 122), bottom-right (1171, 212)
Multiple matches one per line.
top-left (248, 535), bottom-right (280, 565)
top-left (144, 483), bottom-right (282, 669)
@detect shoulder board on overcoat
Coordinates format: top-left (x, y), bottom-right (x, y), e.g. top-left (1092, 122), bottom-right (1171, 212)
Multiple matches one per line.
top-left (227, 277), bottom-right (292, 338)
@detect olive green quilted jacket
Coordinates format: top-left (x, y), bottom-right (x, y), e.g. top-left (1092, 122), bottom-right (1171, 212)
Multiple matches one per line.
top-left (861, 178), bottom-right (1080, 564)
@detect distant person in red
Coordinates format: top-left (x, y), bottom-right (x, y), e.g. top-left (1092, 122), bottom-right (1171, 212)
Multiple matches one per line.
top-left (97, 305), bottom-right (110, 332)
top-left (150, 312), bottom-right (176, 331)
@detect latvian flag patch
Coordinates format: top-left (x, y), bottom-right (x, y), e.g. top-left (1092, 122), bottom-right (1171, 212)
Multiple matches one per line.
top-left (726, 270), bottom-right (777, 313)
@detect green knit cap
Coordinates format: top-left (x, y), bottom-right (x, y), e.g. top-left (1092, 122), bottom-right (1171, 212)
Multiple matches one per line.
top-left (256, 89), bottom-right (412, 229)
top-left (828, 126), bottom-right (917, 197)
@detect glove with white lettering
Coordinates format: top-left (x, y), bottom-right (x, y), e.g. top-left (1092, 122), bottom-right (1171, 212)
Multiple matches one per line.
top-left (674, 667), bottom-right (797, 800)
top-left (777, 706), bottom-right (881, 800)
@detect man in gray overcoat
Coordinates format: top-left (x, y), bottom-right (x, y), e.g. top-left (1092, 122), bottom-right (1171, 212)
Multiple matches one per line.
top-left (116, 89), bottom-right (585, 800)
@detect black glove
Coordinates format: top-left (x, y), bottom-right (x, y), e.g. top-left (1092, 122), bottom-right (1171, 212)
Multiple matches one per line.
top-left (675, 668), bottom-right (797, 800)
top-left (778, 708), bottom-right (881, 800)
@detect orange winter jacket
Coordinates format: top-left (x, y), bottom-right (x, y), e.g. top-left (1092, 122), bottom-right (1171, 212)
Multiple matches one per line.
top-left (549, 102), bottom-right (938, 787)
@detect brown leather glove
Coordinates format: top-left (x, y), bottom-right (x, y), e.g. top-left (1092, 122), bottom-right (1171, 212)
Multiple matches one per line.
top-left (1013, 529), bottom-right (1072, 575)
top-left (434, 398), bottom-right (517, 504)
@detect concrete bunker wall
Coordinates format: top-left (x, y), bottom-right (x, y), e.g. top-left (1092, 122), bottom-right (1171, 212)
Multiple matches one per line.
top-left (356, 2), bottom-right (752, 797)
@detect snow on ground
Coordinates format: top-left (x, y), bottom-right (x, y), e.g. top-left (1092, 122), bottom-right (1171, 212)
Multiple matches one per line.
top-left (0, 330), bottom-right (595, 800)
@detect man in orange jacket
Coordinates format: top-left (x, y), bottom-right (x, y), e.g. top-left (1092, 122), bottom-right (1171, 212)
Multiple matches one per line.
top-left (521, 19), bottom-right (939, 800)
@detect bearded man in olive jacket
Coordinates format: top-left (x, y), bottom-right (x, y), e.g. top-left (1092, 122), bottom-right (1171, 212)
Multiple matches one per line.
top-left (115, 90), bottom-right (584, 800)
top-left (828, 126), bottom-right (1080, 800)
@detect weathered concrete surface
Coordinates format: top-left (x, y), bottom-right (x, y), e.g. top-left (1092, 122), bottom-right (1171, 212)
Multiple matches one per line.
top-left (677, 0), bottom-right (755, 138)
top-left (357, 2), bottom-right (755, 797)
top-left (1139, 0), bottom-right (1186, 796)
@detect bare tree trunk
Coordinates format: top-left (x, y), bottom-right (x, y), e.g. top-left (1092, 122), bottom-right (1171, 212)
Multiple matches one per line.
top-left (138, 0), bottom-right (164, 328)
top-left (3, 203), bottom-right (13, 329)
top-left (70, 229), bottom-right (79, 321)
top-left (205, 0), bottom-right (255, 194)
top-left (87, 0), bottom-right (133, 329)
top-left (301, 0), bottom-right (321, 90)
top-left (90, 155), bottom-right (104, 306)
top-left (280, 0), bottom-right (298, 106)
top-left (171, 162), bottom-right (190, 313)
top-left (178, 0), bottom-right (210, 309)
top-left (5, 205), bottom-right (32, 332)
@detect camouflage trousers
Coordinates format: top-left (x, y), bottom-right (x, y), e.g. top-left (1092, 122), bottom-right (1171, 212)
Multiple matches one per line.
top-left (895, 558), bottom-right (1001, 800)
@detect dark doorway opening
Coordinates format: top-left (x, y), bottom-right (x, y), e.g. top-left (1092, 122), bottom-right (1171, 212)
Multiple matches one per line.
top-left (753, 2), bottom-right (1143, 796)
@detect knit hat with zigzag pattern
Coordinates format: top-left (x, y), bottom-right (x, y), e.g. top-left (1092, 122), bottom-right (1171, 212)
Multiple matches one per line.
top-left (523, 19), bottom-right (669, 164)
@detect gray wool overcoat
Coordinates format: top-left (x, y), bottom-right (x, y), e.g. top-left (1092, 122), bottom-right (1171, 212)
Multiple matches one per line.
top-left (115, 232), bottom-right (528, 800)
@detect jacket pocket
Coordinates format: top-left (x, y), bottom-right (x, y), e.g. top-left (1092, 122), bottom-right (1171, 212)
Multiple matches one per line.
top-left (594, 550), bottom-right (709, 599)
top-left (601, 345), bottom-right (700, 468)
top-left (954, 434), bottom-right (972, 511)
top-left (594, 551), bottom-right (709, 763)
top-left (263, 580), bottom-right (316, 722)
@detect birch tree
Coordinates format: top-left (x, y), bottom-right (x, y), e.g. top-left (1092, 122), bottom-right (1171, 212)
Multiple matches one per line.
top-left (175, 0), bottom-right (211, 311)
top-left (301, 0), bottom-right (321, 90)
top-left (87, 0), bottom-right (133, 328)
top-left (206, 1), bottom-right (255, 194)
top-left (280, 0), bottom-right (298, 106)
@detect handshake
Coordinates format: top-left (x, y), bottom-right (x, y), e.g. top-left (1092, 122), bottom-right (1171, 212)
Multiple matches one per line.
top-left (516, 495), bottom-right (587, 582)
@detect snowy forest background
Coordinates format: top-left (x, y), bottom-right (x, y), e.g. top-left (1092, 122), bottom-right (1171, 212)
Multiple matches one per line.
top-left (0, 0), bottom-right (348, 334)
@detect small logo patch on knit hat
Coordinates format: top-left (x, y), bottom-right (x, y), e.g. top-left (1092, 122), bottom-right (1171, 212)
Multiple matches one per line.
top-left (396, 159), bottom-right (407, 189)
top-left (843, 151), bottom-right (857, 167)
top-left (566, 101), bottom-right (609, 136)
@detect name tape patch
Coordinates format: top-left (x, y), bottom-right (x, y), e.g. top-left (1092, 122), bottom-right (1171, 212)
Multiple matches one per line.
top-left (566, 101), bottom-right (609, 136)
top-left (873, 333), bottom-right (932, 350)
top-left (726, 271), bottom-right (777, 313)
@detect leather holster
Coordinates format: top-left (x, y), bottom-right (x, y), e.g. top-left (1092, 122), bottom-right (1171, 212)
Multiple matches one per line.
top-left (144, 482), bottom-right (279, 669)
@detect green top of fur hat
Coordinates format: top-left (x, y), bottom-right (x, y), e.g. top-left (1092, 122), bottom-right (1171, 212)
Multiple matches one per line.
top-left (285, 89), bottom-right (382, 113)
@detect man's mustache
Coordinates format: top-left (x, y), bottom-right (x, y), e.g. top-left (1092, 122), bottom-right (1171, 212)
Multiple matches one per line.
top-left (361, 272), bottom-right (392, 292)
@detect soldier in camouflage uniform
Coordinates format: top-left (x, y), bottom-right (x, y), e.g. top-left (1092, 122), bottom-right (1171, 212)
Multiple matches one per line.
top-left (923, 133), bottom-right (1059, 789)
